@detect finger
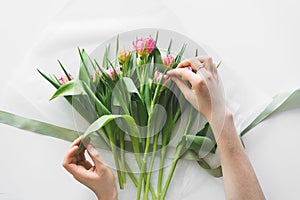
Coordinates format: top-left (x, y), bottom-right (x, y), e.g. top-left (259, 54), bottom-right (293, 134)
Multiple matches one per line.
top-left (167, 68), bottom-right (200, 86)
top-left (177, 58), bottom-right (201, 72)
top-left (86, 144), bottom-right (104, 170)
top-left (70, 135), bottom-right (84, 148)
top-left (65, 163), bottom-right (89, 182)
top-left (63, 146), bottom-right (78, 169)
top-left (78, 137), bottom-right (91, 157)
top-left (78, 160), bottom-right (93, 170)
top-left (204, 57), bottom-right (214, 72)
top-left (178, 56), bottom-right (207, 67)
top-left (171, 76), bottom-right (194, 100)
top-left (212, 63), bottom-right (218, 79)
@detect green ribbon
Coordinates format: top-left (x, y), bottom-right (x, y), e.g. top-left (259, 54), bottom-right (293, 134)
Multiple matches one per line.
top-left (0, 110), bottom-right (80, 141)
top-left (184, 88), bottom-right (300, 177)
top-left (0, 88), bottom-right (299, 178)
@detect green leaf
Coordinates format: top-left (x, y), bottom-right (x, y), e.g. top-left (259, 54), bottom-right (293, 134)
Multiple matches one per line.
top-left (94, 59), bottom-right (115, 88)
top-left (102, 44), bottom-right (110, 69)
top-left (216, 61), bottom-right (222, 68)
top-left (112, 77), bottom-right (142, 107)
top-left (196, 122), bottom-right (216, 143)
top-left (198, 160), bottom-right (223, 177)
top-left (37, 69), bottom-right (60, 89)
top-left (107, 58), bottom-right (120, 80)
top-left (50, 80), bottom-right (86, 100)
top-left (155, 31), bottom-right (159, 43)
top-left (78, 48), bottom-right (92, 87)
top-left (184, 135), bottom-right (215, 156)
top-left (79, 114), bottom-right (139, 150)
top-left (153, 47), bottom-right (162, 66)
top-left (123, 77), bottom-right (141, 98)
top-left (240, 88), bottom-right (300, 136)
top-left (116, 34), bottom-right (120, 57)
top-left (167, 39), bottom-right (172, 55)
top-left (81, 81), bottom-right (111, 115)
top-left (174, 43), bottom-right (187, 67)
top-left (58, 60), bottom-right (72, 81)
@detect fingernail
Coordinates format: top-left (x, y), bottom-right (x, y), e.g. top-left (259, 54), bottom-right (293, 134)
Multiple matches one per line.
top-left (167, 69), bottom-right (174, 74)
top-left (171, 77), bottom-right (178, 81)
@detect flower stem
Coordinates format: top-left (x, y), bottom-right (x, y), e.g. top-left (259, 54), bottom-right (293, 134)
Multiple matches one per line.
top-left (137, 72), bottom-right (164, 199)
top-left (136, 118), bottom-right (152, 200)
top-left (144, 132), bottom-right (159, 199)
top-left (160, 106), bottom-right (194, 199)
top-left (157, 144), bottom-right (166, 198)
top-left (160, 143), bottom-right (183, 200)
top-left (120, 132), bottom-right (126, 184)
top-left (109, 132), bottom-right (124, 189)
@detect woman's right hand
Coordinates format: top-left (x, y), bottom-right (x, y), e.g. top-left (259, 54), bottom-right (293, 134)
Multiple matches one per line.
top-left (167, 57), bottom-right (228, 129)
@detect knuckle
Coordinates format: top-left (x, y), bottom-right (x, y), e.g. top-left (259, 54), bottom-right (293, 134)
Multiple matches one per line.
top-left (195, 79), bottom-right (204, 87)
top-left (206, 74), bottom-right (213, 81)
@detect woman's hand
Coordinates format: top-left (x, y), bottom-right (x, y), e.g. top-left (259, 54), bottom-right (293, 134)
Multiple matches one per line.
top-left (63, 136), bottom-right (117, 200)
top-left (167, 56), bottom-right (233, 139)
top-left (168, 57), bottom-right (265, 200)
top-left (167, 57), bottom-right (228, 133)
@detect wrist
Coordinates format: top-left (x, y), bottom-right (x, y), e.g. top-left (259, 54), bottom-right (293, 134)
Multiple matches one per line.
top-left (210, 111), bottom-right (244, 153)
top-left (209, 109), bottom-right (235, 137)
top-left (96, 190), bottom-right (118, 200)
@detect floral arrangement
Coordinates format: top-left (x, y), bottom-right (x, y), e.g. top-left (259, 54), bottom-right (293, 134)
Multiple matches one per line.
top-left (37, 33), bottom-right (216, 199)
top-left (1, 30), bottom-right (298, 200)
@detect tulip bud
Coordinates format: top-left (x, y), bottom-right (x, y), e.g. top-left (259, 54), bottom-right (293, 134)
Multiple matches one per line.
top-left (163, 55), bottom-right (174, 68)
top-left (154, 71), bottom-right (170, 85)
top-left (59, 73), bottom-right (73, 85)
top-left (106, 66), bottom-right (122, 80)
top-left (118, 48), bottom-right (131, 65)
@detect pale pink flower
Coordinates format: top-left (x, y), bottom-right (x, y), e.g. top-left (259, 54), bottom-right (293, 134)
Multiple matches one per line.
top-left (154, 71), bottom-right (170, 85)
top-left (59, 73), bottom-right (73, 84)
top-left (132, 38), bottom-right (155, 56)
top-left (91, 74), bottom-right (95, 82)
top-left (163, 54), bottom-right (174, 68)
top-left (106, 66), bottom-right (121, 80)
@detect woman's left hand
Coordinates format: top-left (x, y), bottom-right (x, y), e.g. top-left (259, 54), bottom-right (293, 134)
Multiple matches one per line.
top-left (62, 136), bottom-right (117, 200)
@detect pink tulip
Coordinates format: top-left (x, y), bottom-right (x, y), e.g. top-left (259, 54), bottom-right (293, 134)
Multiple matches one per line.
top-left (132, 38), bottom-right (155, 56)
top-left (163, 54), bottom-right (174, 68)
top-left (59, 73), bottom-right (73, 85)
top-left (154, 71), bottom-right (170, 85)
top-left (106, 66), bottom-right (121, 80)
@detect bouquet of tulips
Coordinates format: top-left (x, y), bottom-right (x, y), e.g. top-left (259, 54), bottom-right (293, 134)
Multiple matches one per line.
top-left (1, 30), bottom-right (294, 199)
top-left (36, 33), bottom-right (218, 200)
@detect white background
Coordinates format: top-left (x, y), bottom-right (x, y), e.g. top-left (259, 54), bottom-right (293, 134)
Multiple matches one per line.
top-left (0, 0), bottom-right (300, 199)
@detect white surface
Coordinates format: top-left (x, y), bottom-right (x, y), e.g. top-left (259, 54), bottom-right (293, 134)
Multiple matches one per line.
top-left (0, 0), bottom-right (300, 200)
